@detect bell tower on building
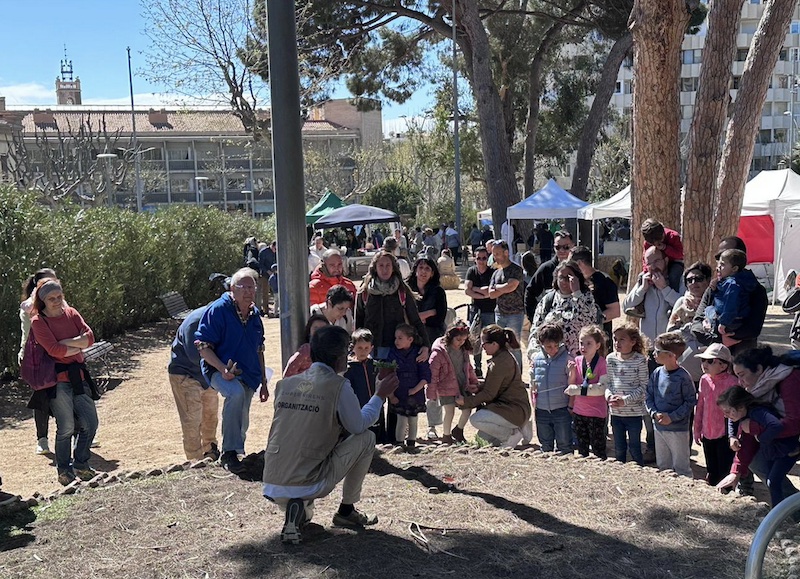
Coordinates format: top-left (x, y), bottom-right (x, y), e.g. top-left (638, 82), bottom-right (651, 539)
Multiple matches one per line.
top-left (55, 48), bottom-right (82, 105)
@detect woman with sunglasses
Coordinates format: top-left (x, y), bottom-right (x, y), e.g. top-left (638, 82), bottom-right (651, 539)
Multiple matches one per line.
top-left (668, 262), bottom-right (713, 383)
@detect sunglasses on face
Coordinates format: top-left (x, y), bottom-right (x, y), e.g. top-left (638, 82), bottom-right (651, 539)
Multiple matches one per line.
top-left (555, 244), bottom-right (572, 251)
top-left (476, 256), bottom-right (488, 261)
top-left (686, 276), bottom-right (706, 284)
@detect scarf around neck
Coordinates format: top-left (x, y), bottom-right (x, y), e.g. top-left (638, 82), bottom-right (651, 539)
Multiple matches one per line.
top-left (749, 364), bottom-right (794, 416)
top-left (367, 275), bottom-right (400, 296)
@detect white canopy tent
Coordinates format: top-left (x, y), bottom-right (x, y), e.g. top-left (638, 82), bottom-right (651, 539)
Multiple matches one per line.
top-left (506, 178), bottom-right (589, 220)
top-left (741, 169), bottom-right (800, 301)
top-left (774, 203), bottom-right (800, 302)
top-left (477, 208), bottom-right (493, 225)
top-left (576, 185), bottom-right (631, 220)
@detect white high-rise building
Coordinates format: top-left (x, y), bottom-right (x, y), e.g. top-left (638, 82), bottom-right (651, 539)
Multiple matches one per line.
top-left (611, 0), bottom-right (800, 176)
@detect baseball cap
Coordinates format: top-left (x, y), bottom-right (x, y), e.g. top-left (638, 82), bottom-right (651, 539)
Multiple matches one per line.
top-left (694, 343), bottom-right (732, 364)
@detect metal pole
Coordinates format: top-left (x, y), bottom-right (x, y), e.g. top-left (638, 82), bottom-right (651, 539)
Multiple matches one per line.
top-left (266, 0), bottom-right (310, 367)
top-left (791, 56), bottom-right (796, 168)
top-left (127, 47), bottom-right (142, 212)
top-left (453, 0), bottom-right (462, 243)
top-left (744, 492), bottom-right (800, 579)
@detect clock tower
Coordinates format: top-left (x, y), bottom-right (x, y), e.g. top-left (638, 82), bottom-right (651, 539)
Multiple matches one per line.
top-left (55, 49), bottom-right (82, 105)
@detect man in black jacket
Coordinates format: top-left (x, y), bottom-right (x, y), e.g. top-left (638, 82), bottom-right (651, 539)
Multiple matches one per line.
top-left (691, 236), bottom-right (767, 356)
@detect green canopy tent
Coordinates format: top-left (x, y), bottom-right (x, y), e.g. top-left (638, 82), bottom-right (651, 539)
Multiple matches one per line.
top-left (306, 190), bottom-right (346, 224)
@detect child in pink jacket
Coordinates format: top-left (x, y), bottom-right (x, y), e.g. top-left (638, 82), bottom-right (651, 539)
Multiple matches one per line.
top-left (427, 322), bottom-right (479, 444)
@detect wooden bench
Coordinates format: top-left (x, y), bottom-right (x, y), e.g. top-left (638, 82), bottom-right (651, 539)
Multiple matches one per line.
top-left (82, 340), bottom-right (114, 393)
top-left (159, 291), bottom-right (192, 322)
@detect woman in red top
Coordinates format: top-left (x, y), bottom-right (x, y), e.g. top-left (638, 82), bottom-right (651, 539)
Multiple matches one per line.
top-left (30, 280), bottom-right (98, 486)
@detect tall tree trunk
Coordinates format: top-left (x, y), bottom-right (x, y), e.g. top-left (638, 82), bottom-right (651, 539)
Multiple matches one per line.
top-left (459, 0), bottom-right (521, 227)
top-left (683, 0), bottom-right (744, 265)
top-left (571, 31), bottom-right (633, 201)
top-left (628, 0), bottom-right (690, 288)
top-left (523, 1), bottom-right (587, 198)
top-left (713, 0), bottom-right (796, 258)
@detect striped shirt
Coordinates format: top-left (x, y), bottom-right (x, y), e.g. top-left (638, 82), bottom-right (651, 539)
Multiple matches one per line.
top-left (605, 352), bottom-right (648, 417)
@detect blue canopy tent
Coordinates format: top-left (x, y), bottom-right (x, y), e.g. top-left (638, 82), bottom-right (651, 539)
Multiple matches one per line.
top-left (314, 204), bottom-right (400, 228)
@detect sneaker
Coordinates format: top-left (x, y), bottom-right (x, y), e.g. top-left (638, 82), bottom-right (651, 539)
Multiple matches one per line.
top-left (281, 498), bottom-right (306, 544)
top-left (220, 451), bottom-right (244, 474)
top-left (58, 471), bottom-right (76, 486)
top-left (0, 490), bottom-right (21, 507)
top-left (426, 428), bottom-right (439, 441)
top-left (441, 435), bottom-right (454, 445)
top-left (332, 508), bottom-right (378, 527)
top-left (451, 426), bottom-right (466, 444)
top-left (74, 464), bottom-right (97, 481)
top-left (203, 443), bottom-right (221, 461)
top-left (520, 421), bottom-right (534, 445)
top-left (502, 428), bottom-right (524, 448)
top-left (35, 438), bottom-right (50, 455)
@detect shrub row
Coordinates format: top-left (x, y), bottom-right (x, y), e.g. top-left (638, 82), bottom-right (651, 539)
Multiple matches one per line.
top-left (0, 185), bottom-right (275, 372)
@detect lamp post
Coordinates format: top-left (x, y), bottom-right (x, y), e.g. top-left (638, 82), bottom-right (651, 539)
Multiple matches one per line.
top-left (96, 153), bottom-right (117, 207)
top-left (195, 176), bottom-right (208, 206)
top-left (242, 190), bottom-right (255, 218)
top-left (452, 0), bottom-right (462, 239)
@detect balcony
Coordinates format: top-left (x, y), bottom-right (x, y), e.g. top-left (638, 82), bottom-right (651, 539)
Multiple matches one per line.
top-left (168, 160), bottom-right (195, 171)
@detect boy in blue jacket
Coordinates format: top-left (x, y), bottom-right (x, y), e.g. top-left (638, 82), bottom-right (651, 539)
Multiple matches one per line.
top-left (645, 332), bottom-right (696, 477)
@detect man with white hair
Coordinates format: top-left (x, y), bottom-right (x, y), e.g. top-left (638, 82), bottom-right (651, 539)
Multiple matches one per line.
top-left (195, 268), bottom-right (269, 474)
top-left (309, 248), bottom-right (358, 306)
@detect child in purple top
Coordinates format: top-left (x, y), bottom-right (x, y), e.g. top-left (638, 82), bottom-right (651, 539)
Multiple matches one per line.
top-left (566, 325), bottom-right (609, 459)
top-left (387, 323), bottom-right (431, 450)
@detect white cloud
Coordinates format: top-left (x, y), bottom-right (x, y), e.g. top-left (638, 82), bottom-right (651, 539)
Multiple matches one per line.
top-left (0, 82), bottom-right (54, 105)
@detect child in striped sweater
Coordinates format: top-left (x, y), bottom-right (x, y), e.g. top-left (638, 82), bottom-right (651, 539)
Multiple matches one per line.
top-left (605, 324), bottom-right (649, 465)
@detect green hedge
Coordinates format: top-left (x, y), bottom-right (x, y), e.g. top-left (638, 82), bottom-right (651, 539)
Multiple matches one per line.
top-left (0, 185), bottom-right (275, 371)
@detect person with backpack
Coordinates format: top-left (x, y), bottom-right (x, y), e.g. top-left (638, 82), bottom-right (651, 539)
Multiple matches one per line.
top-left (691, 236), bottom-right (768, 356)
top-left (527, 261), bottom-right (601, 358)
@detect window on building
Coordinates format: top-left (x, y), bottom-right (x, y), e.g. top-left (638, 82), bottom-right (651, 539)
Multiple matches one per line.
top-left (737, 49), bottom-right (750, 62)
top-left (624, 80), bottom-right (633, 94)
top-left (752, 157), bottom-right (764, 172)
top-left (614, 81), bottom-right (622, 94)
top-left (780, 49), bottom-right (788, 61)
top-left (762, 103), bottom-right (772, 116)
top-left (741, 23), bottom-right (758, 34)
top-left (681, 77), bottom-right (698, 92)
top-left (759, 129), bottom-right (772, 144)
top-left (792, 21), bottom-right (800, 35)
top-left (167, 148), bottom-right (191, 161)
top-left (775, 101), bottom-right (789, 114)
top-left (792, 48), bottom-right (800, 62)
top-left (732, 76), bottom-right (741, 90)
top-left (169, 177), bottom-right (190, 192)
top-left (775, 128), bottom-right (787, 143)
top-left (778, 75), bottom-right (791, 89)
top-left (623, 54), bottom-right (633, 68)
top-left (682, 105), bottom-right (694, 119)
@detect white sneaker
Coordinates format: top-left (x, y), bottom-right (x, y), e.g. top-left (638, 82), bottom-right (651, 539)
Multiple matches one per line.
top-left (426, 428), bottom-right (439, 441)
top-left (520, 421), bottom-right (533, 445)
top-left (35, 438), bottom-right (50, 455)
top-left (502, 429), bottom-right (524, 448)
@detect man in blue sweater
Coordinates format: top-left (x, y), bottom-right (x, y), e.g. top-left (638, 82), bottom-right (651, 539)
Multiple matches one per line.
top-left (169, 305), bottom-right (219, 461)
top-left (195, 268), bottom-right (268, 474)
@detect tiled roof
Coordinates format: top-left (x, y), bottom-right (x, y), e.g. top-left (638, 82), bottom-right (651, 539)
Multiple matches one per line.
top-left (16, 108), bottom-right (356, 137)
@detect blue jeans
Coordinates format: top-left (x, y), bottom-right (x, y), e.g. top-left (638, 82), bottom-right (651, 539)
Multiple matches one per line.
top-left (750, 448), bottom-right (798, 505)
top-left (611, 415), bottom-right (643, 465)
top-left (50, 381), bottom-right (98, 473)
top-left (495, 311), bottom-right (524, 368)
top-left (472, 311), bottom-right (497, 371)
top-left (535, 407), bottom-right (572, 453)
top-left (210, 373), bottom-right (255, 454)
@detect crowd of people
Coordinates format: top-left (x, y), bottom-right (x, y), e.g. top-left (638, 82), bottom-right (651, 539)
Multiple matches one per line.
top-left (10, 216), bottom-right (800, 547)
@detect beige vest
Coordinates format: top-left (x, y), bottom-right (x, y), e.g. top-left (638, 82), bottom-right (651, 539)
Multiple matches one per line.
top-left (262, 363), bottom-right (345, 486)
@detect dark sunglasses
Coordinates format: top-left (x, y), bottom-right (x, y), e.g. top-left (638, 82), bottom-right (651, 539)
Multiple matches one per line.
top-left (475, 256), bottom-right (488, 261)
top-left (555, 244), bottom-right (572, 250)
top-left (686, 276), bottom-right (706, 284)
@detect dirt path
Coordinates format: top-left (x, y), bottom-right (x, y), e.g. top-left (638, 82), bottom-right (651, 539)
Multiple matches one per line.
top-left (0, 286), bottom-right (794, 499)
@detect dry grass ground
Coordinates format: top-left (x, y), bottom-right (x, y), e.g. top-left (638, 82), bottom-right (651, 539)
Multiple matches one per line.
top-left (0, 281), bottom-right (797, 578)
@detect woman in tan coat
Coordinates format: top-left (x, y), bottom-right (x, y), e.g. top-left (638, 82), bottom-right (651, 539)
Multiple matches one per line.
top-left (457, 324), bottom-right (531, 447)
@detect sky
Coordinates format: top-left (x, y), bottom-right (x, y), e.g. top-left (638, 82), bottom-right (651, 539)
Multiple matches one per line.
top-left (0, 1), bottom-right (433, 130)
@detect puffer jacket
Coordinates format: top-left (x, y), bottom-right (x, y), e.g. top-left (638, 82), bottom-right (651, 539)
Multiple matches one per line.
top-left (530, 345), bottom-right (571, 411)
top-left (308, 266), bottom-right (357, 306)
top-left (427, 337), bottom-right (479, 399)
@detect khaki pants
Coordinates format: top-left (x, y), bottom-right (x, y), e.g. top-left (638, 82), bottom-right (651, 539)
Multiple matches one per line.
top-left (270, 430), bottom-right (375, 511)
top-left (169, 373), bottom-right (219, 460)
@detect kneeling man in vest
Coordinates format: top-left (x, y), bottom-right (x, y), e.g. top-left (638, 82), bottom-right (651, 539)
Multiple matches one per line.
top-left (263, 325), bottom-right (399, 544)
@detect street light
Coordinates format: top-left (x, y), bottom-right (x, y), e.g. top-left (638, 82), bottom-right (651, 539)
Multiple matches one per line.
top-left (96, 153), bottom-right (117, 207)
top-left (195, 176), bottom-right (209, 206)
top-left (242, 190), bottom-right (255, 218)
